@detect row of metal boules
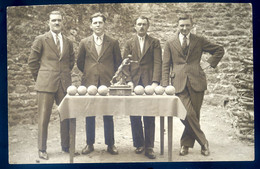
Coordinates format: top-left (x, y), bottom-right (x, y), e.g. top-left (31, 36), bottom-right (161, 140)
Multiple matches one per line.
top-left (67, 85), bottom-right (176, 96)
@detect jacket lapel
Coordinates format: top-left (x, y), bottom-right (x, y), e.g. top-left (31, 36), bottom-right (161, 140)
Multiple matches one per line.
top-left (45, 31), bottom-right (60, 57)
top-left (98, 35), bottom-right (110, 61)
top-left (140, 35), bottom-right (151, 60)
top-left (186, 33), bottom-right (199, 60)
top-left (172, 34), bottom-right (186, 58)
top-left (87, 35), bottom-right (99, 61)
top-left (133, 36), bottom-right (142, 60)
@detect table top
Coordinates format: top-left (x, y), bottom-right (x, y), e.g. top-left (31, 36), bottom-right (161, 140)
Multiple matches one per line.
top-left (58, 94), bottom-right (187, 121)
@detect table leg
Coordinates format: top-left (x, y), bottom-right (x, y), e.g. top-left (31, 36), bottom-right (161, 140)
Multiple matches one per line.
top-left (168, 116), bottom-right (173, 161)
top-left (160, 116), bottom-right (164, 155)
top-left (69, 118), bottom-right (76, 163)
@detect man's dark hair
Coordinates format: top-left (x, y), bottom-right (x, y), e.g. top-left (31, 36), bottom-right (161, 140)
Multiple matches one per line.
top-left (177, 14), bottom-right (193, 24)
top-left (49, 10), bottom-right (63, 19)
top-left (134, 16), bottom-right (150, 26)
top-left (90, 12), bottom-right (106, 23)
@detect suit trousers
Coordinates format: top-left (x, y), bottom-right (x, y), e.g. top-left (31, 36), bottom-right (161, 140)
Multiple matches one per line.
top-left (37, 82), bottom-right (70, 151)
top-left (176, 78), bottom-right (207, 148)
top-left (130, 79), bottom-right (155, 148)
top-left (130, 116), bottom-right (155, 148)
top-left (85, 116), bottom-right (115, 146)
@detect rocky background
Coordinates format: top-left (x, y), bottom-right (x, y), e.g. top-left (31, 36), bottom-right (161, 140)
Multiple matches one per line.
top-left (7, 3), bottom-right (253, 141)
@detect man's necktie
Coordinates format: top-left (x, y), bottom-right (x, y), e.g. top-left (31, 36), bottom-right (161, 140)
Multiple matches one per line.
top-left (56, 34), bottom-right (61, 56)
top-left (182, 35), bottom-right (188, 56)
top-left (96, 36), bottom-right (102, 56)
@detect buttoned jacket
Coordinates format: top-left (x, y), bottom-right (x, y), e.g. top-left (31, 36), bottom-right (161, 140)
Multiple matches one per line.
top-left (28, 31), bottom-right (75, 92)
top-left (162, 33), bottom-right (224, 93)
top-left (123, 35), bottom-right (162, 86)
top-left (77, 34), bottom-right (122, 87)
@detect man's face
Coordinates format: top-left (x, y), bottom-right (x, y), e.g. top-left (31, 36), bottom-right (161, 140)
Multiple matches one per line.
top-left (178, 19), bottom-right (193, 36)
top-left (49, 14), bottom-right (63, 33)
top-left (135, 18), bottom-right (149, 37)
top-left (90, 16), bottom-right (105, 36)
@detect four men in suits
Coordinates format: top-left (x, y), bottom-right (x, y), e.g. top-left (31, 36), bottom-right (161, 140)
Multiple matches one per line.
top-left (28, 11), bottom-right (75, 160)
top-left (123, 16), bottom-right (162, 159)
top-left (162, 14), bottom-right (224, 156)
top-left (29, 11), bottom-right (224, 159)
top-left (77, 12), bottom-right (122, 155)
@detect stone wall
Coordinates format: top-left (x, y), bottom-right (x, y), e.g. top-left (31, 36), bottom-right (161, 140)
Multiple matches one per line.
top-left (7, 3), bottom-right (253, 126)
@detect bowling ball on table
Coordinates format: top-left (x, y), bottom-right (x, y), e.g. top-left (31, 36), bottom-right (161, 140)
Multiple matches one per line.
top-left (87, 85), bottom-right (98, 96)
top-left (67, 85), bottom-right (77, 96)
top-left (154, 86), bottom-right (165, 95)
top-left (98, 85), bottom-right (108, 96)
top-left (165, 85), bottom-right (176, 95)
top-left (144, 85), bottom-right (154, 95)
top-left (134, 85), bottom-right (145, 95)
top-left (77, 86), bottom-right (87, 95)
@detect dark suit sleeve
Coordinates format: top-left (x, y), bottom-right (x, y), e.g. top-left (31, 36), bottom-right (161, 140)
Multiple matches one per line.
top-left (113, 40), bottom-right (122, 72)
top-left (123, 41), bottom-right (132, 82)
top-left (77, 40), bottom-right (86, 73)
top-left (123, 41), bottom-right (131, 59)
top-left (69, 40), bottom-right (75, 70)
top-left (202, 37), bottom-right (224, 68)
top-left (162, 41), bottom-right (172, 87)
top-left (152, 39), bottom-right (162, 84)
top-left (28, 36), bottom-right (42, 81)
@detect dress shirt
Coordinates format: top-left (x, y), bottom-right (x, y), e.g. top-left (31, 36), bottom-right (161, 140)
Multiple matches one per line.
top-left (93, 33), bottom-right (104, 56)
top-left (137, 35), bottom-right (146, 54)
top-left (179, 33), bottom-right (190, 46)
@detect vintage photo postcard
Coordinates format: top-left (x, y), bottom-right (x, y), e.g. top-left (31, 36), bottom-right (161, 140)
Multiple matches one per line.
top-left (7, 3), bottom-right (254, 164)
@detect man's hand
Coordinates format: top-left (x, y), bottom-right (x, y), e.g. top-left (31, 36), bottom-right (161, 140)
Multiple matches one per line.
top-left (127, 81), bottom-right (134, 91)
top-left (201, 62), bottom-right (210, 70)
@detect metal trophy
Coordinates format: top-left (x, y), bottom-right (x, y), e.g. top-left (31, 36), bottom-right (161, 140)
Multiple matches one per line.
top-left (109, 55), bottom-right (138, 96)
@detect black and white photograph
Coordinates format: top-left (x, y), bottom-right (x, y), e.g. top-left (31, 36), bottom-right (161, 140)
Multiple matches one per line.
top-left (6, 2), bottom-right (255, 165)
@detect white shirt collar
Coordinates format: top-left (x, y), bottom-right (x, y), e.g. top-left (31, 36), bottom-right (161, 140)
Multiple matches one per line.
top-left (51, 31), bottom-right (62, 39)
top-left (93, 33), bottom-right (104, 41)
top-left (179, 32), bottom-right (190, 40)
top-left (137, 34), bottom-right (146, 41)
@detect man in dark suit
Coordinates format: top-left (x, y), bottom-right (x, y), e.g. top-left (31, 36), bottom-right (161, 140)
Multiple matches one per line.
top-left (162, 14), bottom-right (224, 156)
top-left (77, 12), bottom-right (122, 155)
top-left (28, 10), bottom-right (75, 160)
top-left (123, 16), bottom-right (162, 159)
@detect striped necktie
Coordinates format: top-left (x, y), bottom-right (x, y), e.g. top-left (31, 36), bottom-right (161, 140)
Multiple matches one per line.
top-left (182, 35), bottom-right (188, 56)
top-left (56, 34), bottom-right (61, 56)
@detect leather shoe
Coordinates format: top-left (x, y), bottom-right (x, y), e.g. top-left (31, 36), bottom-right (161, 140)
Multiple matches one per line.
top-left (62, 147), bottom-right (70, 153)
top-left (201, 141), bottom-right (210, 156)
top-left (179, 146), bottom-right (189, 156)
top-left (107, 145), bottom-right (118, 155)
top-left (145, 148), bottom-right (156, 159)
top-left (38, 150), bottom-right (49, 160)
top-left (62, 147), bottom-right (80, 156)
top-left (82, 145), bottom-right (94, 154)
top-left (135, 146), bottom-right (145, 154)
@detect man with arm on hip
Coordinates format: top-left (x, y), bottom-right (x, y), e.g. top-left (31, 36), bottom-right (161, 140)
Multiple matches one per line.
top-left (162, 14), bottom-right (224, 156)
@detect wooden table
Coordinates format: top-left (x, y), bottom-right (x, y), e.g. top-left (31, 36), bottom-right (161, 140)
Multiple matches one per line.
top-left (58, 94), bottom-right (186, 163)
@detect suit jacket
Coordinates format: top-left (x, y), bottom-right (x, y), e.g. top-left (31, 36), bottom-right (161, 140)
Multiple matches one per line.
top-left (123, 35), bottom-right (162, 86)
top-left (28, 31), bottom-right (75, 92)
top-left (162, 33), bottom-right (224, 93)
top-left (77, 34), bottom-right (122, 87)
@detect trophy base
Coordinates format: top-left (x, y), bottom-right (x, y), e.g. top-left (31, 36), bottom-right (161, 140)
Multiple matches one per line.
top-left (109, 85), bottom-right (132, 96)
